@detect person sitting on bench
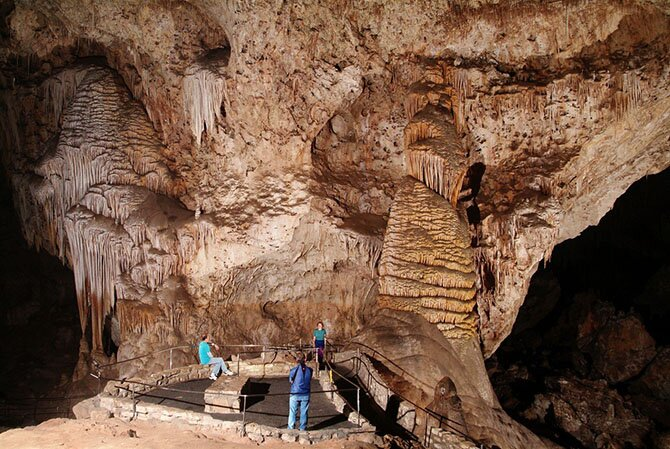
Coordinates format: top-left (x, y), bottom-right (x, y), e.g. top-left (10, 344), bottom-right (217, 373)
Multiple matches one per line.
top-left (199, 334), bottom-right (234, 380)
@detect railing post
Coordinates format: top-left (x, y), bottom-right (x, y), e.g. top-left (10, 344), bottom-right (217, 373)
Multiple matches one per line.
top-left (356, 348), bottom-right (360, 375)
top-left (131, 389), bottom-right (136, 421)
top-left (356, 388), bottom-right (361, 427)
top-left (241, 395), bottom-right (247, 434)
top-left (169, 348), bottom-right (173, 370)
top-left (262, 345), bottom-right (266, 363)
top-left (237, 353), bottom-right (240, 375)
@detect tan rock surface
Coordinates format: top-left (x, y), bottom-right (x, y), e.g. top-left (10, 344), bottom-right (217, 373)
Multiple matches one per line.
top-left (354, 309), bottom-right (551, 449)
top-left (1, 0), bottom-right (668, 357)
top-left (0, 416), bottom-right (374, 449)
top-left (1, 1), bottom-right (670, 446)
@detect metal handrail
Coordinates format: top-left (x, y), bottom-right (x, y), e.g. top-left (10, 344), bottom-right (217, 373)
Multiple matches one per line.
top-left (344, 340), bottom-right (434, 390)
top-left (107, 370), bottom-right (363, 430)
top-left (4, 337), bottom-right (484, 447)
top-left (95, 345), bottom-right (195, 370)
top-left (94, 341), bottom-right (339, 371)
top-left (328, 352), bottom-right (488, 448)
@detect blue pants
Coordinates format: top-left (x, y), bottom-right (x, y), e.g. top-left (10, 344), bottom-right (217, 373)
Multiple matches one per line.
top-left (207, 357), bottom-right (228, 377)
top-left (288, 394), bottom-right (310, 431)
top-left (315, 340), bottom-right (325, 361)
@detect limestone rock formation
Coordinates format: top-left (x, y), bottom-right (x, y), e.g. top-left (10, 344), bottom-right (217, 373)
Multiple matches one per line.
top-left (377, 59), bottom-right (476, 341)
top-left (378, 178), bottom-right (477, 339)
top-left (428, 377), bottom-right (467, 437)
top-left (355, 309), bottom-right (549, 449)
top-left (523, 376), bottom-right (652, 449)
top-left (589, 314), bottom-right (656, 384)
top-left (9, 65), bottom-right (213, 353)
top-left (0, 0), bottom-right (669, 446)
top-left (630, 347), bottom-right (670, 427)
top-left (1, 0), bottom-right (667, 356)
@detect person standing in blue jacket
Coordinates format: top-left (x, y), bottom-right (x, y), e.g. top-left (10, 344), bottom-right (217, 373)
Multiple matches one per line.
top-left (288, 351), bottom-right (313, 431)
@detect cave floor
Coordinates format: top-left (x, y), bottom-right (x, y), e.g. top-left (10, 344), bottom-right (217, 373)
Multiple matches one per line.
top-left (138, 377), bottom-right (357, 430)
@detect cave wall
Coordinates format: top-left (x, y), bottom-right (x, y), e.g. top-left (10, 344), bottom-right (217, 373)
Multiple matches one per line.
top-left (0, 0), bottom-right (669, 365)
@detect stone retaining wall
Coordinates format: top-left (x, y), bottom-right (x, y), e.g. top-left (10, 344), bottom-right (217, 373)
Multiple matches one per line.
top-left (427, 427), bottom-right (480, 449)
top-left (332, 350), bottom-right (478, 449)
top-left (332, 351), bottom-right (419, 433)
top-left (104, 364), bottom-right (211, 397)
top-left (94, 359), bottom-right (376, 445)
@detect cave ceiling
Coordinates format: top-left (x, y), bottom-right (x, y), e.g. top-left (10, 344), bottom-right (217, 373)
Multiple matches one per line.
top-left (0, 0), bottom-right (669, 359)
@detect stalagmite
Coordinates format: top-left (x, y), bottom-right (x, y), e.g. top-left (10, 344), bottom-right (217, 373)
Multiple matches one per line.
top-left (378, 178), bottom-right (478, 339)
top-left (376, 60), bottom-right (479, 339)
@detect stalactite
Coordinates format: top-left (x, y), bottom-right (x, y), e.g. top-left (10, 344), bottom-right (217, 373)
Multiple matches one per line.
top-left (404, 82), bottom-right (449, 120)
top-left (117, 299), bottom-right (160, 338)
top-left (450, 68), bottom-right (471, 134)
top-left (404, 104), bottom-right (468, 205)
top-left (544, 70), bottom-right (645, 124)
top-left (7, 64), bottom-right (217, 351)
top-left (182, 64), bottom-right (227, 146)
top-left (623, 72), bottom-right (641, 109)
top-left (0, 90), bottom-right (21, 160)
top-left (65, 206), bottom-right (139, 350)
top-left (338, 230), bottom-right (383, 274)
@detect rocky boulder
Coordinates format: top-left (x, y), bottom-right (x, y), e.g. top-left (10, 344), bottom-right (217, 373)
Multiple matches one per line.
top-left (589, 314), bottom-right (656, 384)
top-left (630, 346), bottom-right (670, 427)
top-left (522, 376), bottom-right (651, 449)
top-left (546, 293), bottom-right (656, 383)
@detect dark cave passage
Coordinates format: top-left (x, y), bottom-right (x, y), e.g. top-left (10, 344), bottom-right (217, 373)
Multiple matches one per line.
top-left (0, 172), bottom-right (81, 426)
top-left (489, 168), bottom-right (670, 449)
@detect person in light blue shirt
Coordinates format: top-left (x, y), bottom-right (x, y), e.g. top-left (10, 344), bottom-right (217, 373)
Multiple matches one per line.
top-left (199, 334), bottom-right (233, 380)
top-left (288, 351), bottom-right (313, 431)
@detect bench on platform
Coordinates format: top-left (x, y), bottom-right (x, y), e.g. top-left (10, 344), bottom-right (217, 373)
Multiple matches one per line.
top-left (204, 374), bottom-right (250, 413)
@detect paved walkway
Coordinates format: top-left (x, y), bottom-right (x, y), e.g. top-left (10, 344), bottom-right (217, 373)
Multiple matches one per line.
top-left (138, 376), bottom-right (356, 431)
